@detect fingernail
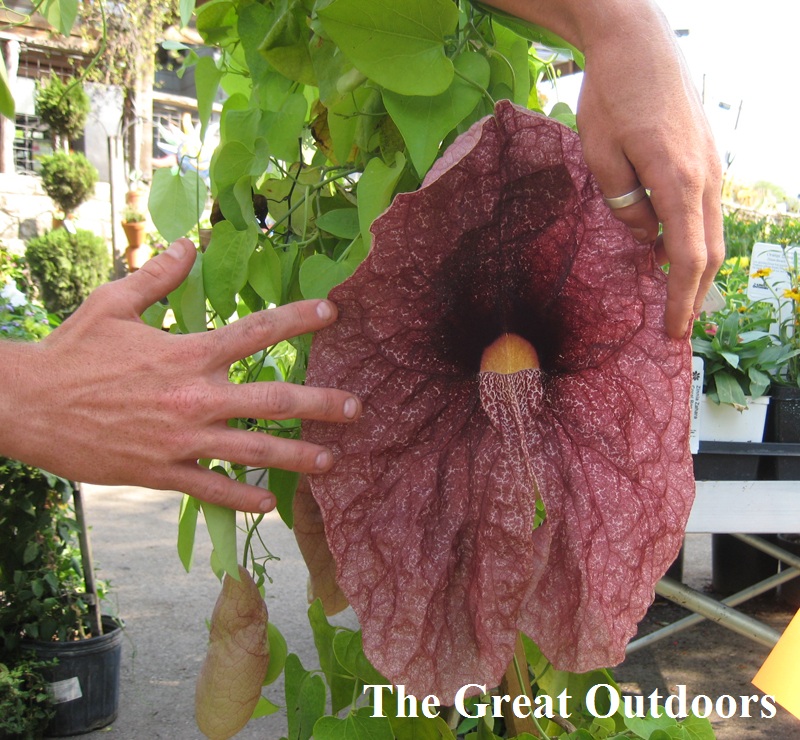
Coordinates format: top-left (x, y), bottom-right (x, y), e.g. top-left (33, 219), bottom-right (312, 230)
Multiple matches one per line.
top-left (316, 300), bottom-right (333, 321)
top-left (343, 397), bottom-right (359, 419)
top-left (259, 495), bottom-right (276, 513)
top-left (631, 228), bottom-right (650, 243)
top-left (164, 239), bottom-right (187, 260)
top-left (315, 450), bottom-right (332, 470)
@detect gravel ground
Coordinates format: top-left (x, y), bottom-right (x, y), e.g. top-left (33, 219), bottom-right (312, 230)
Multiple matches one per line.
top-left (59, 484), bottom-right (799, 740)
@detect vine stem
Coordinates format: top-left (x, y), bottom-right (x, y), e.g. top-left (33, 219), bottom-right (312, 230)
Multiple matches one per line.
top-left (499, 632), bottom-right (545, 738)
top-left (485, 48), bottom-right (517, 100)
top-left (453, 66), bottom-right (495, 107)
top-left (268, 168), bottom-right (358, 234)
top-left (242, 513), bottom-right (265, 568)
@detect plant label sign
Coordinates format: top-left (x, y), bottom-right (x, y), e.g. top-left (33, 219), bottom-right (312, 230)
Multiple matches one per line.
top-left (49, 676), bottom-right (83, 704)
top-left (747, 242), bottom-right (800, 302)
top-left (748, 242), bottom-right (800, 337)
top-left (689, 355), bottom-right (704, 455)
top-left (700, 282), bottom-right (726, 314)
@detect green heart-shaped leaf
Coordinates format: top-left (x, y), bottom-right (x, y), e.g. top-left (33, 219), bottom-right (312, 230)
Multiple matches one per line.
top-left (149, 168), bottom-right (208, 242)
top-left (299, 253), bottom-right (355, 299)
top-left (383, 52), bottom-right (490, 176)
top-left (202, 221), bottom-right (259, 318)
top-left (317, 0), bottom-right (458, 96)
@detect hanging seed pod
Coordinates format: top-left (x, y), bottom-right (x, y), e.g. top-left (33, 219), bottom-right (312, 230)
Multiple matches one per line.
top-left (195, 566), bottom-right (270, 740)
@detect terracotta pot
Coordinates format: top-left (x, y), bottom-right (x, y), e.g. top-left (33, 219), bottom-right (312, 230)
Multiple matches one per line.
top-left (121, 220), bottom-right (146, 248)
top-left (125, 189), bottom-right (143, 211)
top-left (125, 244), bottom-right (150, 272)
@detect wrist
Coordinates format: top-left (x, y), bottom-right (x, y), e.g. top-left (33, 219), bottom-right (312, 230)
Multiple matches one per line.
top-left (0, 340), bottom-right (47, 464)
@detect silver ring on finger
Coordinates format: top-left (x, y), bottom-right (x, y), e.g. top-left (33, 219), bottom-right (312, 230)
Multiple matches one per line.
top-left (603, 184), bottom-right (648, 210)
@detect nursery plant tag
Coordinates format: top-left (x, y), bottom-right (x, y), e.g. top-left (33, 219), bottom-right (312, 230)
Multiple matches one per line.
top-left (753, 608), bottom-right (800, 719)
top-left (700, 282), bottom-right (725, 314)
top-left (49, 676), bottom-right (82, 704)
top-left (747, 242), bottom-right (800, 302)
top-left (689, 356), bottom-right (704, 455)
top-left (747, 243), bottom-right (800, 337)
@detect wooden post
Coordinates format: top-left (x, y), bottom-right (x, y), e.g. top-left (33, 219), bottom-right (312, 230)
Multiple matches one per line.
top-left (73, 482), bottom-right (104, 637)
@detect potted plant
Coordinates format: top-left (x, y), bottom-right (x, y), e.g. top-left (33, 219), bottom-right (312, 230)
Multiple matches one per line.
top-left (124, 169), bottom-right (146, 212)
top-left (0, 656), bottom-right (57, 739)
top-left (691, 258), bottom-right (789, 595)
top-left (757, 247), bottom-right (800, 471)
top-left (25, 228), bottom-right (111, 318)
top-left (691, 257), bottom-right (776, 447)
top-left (38, 151), bottom-right (99, 225)
top-left (0, 267), bottom-right (122, 737)
top-left (120, 207), bottom-right (149, 271)
top-left (0, 461), bottom-right (123, 738)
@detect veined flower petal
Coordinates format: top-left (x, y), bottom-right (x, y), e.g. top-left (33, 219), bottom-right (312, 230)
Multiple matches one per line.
top-left (303, 100), bottom-right (693, 701)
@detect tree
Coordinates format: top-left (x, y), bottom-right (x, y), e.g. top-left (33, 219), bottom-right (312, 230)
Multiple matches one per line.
top-left (34, 72), bottom-right (90, 152)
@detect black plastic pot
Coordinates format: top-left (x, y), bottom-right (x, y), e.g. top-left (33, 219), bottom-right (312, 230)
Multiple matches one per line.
top-left (765, 385), bottom-right (800, 479)
top-left (692, 451), bottom-right (760, 481)
top-left (694, 442), bottom-right (779, 596)
top-left (25, 616), bottom-right (123, 737)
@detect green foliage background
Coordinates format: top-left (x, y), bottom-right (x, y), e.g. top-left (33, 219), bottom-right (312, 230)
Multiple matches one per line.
top-left (145, 1), bottom-right (718, 738)
top-left (0, 460), bottom-right (88, 651)
top-left (0, 0), bottom-right (721, 737)
top-left (33, 72), bottom-right (90, 144)
top-left (26, 228), bottom-right (110, 317)
top-left (38, 151), bottom-right (99, 216)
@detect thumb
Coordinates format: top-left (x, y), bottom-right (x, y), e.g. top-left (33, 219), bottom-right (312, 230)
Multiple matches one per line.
top-left (121, 239), bottom-right (197, 316)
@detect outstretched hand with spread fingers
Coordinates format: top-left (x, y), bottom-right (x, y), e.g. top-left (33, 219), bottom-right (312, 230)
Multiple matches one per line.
top-left (0, 239), bottom-right (361, 512)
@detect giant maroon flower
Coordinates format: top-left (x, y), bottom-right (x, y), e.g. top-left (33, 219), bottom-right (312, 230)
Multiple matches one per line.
top-left (302, 100), bottom-right (694, 702)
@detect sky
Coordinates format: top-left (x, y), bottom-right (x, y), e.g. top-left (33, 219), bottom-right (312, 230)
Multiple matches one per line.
top-left (549, 1), bottom-right (800, 198)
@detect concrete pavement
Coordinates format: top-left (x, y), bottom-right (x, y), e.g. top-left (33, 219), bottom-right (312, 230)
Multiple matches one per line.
top-left (71, 484), bottom-right (797, 739)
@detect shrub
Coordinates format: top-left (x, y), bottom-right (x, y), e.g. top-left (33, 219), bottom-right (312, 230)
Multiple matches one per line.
top-left (0, 657), bottom-right (56, 738)
top-left (25, 229), bottom-right (110, 317)
top-left (768, 216), bottom-right (800, 248)
top-left (0, 246), bottom-right (60, 341)
top-left (39, 151), bottom-right (98, 216)
top-left (723, 209), bottom-right (767, 259)
top-left (34, 73), bottom-right (90, 144)
top-left (0, 459), bottom-right (88, 652)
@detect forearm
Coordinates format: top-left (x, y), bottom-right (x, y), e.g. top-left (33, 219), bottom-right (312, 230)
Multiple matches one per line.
top-left (479, 0), bottom-right (673, 53)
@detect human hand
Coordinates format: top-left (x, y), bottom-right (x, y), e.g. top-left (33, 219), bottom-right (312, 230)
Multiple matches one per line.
top-left (571, 4), bottom-right (724, 338)
top-left (478, 0), bottom-right (724, 339)
top-left (12, 240), bottom-right (361, 512)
